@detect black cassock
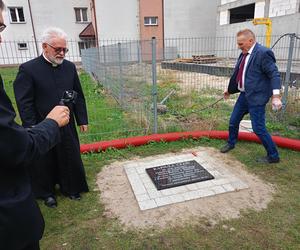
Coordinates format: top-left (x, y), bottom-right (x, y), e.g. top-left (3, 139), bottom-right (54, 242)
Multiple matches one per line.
top-left (13, 55), bottom-right (89, 198)
top-left (0, 74), bottom-right (61, 249)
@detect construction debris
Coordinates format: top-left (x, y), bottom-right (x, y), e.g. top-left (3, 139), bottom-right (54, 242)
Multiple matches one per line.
top-left (192, 55), bottom-right (217, 64)
top-left (175, 58), bottom-right (193, 63)
top-left (175, 55), bottom-right (218, 64)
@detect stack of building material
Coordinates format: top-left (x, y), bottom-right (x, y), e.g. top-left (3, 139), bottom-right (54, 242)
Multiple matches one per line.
top-left (175, 58), bottom-right (193, 63)
top-left (192, 54), bottom-right (217, 64)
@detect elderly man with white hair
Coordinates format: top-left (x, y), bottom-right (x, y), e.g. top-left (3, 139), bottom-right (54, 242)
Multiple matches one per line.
top-left (13, 27), bottom-right (89, 208)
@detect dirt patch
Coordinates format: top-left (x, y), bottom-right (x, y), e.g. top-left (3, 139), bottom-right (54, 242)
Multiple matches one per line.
top-left (158, 68), bottom-right (230, 94)
top-left (96, 147), bottom-right (275, 230)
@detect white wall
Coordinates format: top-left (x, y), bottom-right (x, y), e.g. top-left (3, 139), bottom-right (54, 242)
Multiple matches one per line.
top-left (163, 0), bottom-right (218, 58)
top-left (1, 0), bottom-right (90, 64)
top-left (30, 0), bottom-right (90, 39)
top-left (269, 0), bottom-right (298, 17)
top-left (30, 0), bottom-right (90, 60)
top-left (216, 0), bottom-right (300, 59)
top-left (217, 0), bottom-right (300, 35)
top-left (95, 0), bottom-right (139, 40)
top-left (3, 0), bottom-right (90, 40)
top-left (220, 10), bottom-right (229, 25)
top-left (164, 0), bottom-right (218, 38)
top-left (1, 0), bottom-right (37, 64)
top-left (221, 0), bottom-right (237, 4)
top-left (254, 1), bottom-right (265, 18)
top-left (218, 0), bottom-right (266, 26)
top-left (2, 0), bottom-right (33, 40)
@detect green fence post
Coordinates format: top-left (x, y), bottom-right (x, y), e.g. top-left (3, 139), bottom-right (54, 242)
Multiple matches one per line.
top-left (282, 33), bottom-right (295, 114)
top-left (151, 37), bottom-right (158, 134)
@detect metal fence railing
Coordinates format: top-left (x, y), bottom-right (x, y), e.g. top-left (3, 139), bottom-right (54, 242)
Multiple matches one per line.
top-left (82, 35), bottom-right (300, 132)
top-left (1, 35), bottom-right (299, 142)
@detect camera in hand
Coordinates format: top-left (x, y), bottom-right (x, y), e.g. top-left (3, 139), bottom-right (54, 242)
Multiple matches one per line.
top-left (59, 90), bottom-right (78, 105)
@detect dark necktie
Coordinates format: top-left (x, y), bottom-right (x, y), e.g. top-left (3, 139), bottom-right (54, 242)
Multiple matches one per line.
top-left (236, 53), bottom-right (248, 88)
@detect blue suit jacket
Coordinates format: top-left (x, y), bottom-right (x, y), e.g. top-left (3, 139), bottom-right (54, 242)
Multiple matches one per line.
top-left (228, 43), bottom-right (281, 106)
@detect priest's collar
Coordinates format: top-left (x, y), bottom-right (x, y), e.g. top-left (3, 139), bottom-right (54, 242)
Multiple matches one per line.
top-left (42, 53), bottom-right (58, 67)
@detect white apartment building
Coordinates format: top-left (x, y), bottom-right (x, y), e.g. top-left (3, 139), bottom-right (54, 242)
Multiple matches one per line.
top-left (92, 0), bottom-right (139, 40)
top-left (0, 0), bottom-right (299, 65)
top-left (92, 0), bottom-right (218, 39)
top-left (1, 0), bottom-right (92, 64)
top-left (79, 0), bottom-right (219, 60)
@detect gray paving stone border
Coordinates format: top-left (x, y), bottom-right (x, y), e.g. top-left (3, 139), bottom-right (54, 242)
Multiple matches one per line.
top-left (124, 151), bottom-right (249, 210)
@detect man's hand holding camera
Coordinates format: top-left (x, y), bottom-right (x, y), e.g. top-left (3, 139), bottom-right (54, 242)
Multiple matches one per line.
top-left (46, 106), bottom-right (70, 127)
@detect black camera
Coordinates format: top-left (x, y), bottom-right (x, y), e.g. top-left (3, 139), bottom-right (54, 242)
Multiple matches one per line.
top-left (59, 90), bottom-right (78, 105)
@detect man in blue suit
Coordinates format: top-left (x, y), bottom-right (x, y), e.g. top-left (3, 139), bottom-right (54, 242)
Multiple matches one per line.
top-left (220, 29), bottom-right (282, 164)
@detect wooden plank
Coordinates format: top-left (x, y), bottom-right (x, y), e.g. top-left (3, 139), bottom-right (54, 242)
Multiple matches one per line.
top-left (175, 58), bottom-right (194, 63)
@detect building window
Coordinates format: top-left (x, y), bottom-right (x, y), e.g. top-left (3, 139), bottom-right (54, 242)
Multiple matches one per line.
top-left (9, 7), bottom-right (25, 23)
top-left (78, 40), bottom-right (95, 56)
top-left (75, 8), bottom-right (88, 22)
top-left (18, 43), bottom-right (28, 50)
top-left (229, 4), bottom-right (255, 24)
top-left (78, 42), bottom-right (85, 53)
top-left (144, 17), bottom-right (158, 26)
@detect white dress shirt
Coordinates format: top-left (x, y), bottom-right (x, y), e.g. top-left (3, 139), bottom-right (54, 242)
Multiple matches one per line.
top-left (238, 43), bottom-right (280, 95)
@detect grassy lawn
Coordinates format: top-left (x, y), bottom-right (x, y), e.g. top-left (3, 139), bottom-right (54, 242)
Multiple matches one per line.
top-left (39, 139), bottom-right (300, 250)
top-left (1, 67), bottom-right (299, 249)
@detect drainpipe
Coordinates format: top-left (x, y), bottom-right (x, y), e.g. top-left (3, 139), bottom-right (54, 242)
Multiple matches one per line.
top-left (137, 0), bottom-right (140, 39)
top-left (252, 17), bottom-right (272, 48)
top-left (91, 0), bottom-right (99, 47)
top-left (162, 0), bottom-right (165, 60)
top-left (27, 0), bottom-right (39, 56)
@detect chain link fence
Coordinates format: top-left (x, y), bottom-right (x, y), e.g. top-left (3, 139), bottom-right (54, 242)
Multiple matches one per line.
top-left (81, 35), bottom-right (300, 137)
top-left (1, 35), bottom-right (299, 142)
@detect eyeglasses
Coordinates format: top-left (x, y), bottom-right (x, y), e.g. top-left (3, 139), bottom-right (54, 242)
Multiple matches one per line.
top-left (0, 23), bottom-right (6, 32)
top-left (46, 43), bottom-right (69, 54)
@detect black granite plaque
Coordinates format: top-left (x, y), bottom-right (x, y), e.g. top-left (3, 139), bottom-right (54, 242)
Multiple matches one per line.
top-left (146, 160), bottom-right (214, 190)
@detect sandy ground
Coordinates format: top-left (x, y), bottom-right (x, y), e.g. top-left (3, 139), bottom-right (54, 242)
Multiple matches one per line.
top-left (96, 147), bottom-right (275, 230)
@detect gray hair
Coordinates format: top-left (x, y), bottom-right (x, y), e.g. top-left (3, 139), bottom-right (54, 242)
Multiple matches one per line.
top-left (237, 29), bottom-right (256, 41)
top-left (41, 27), bottom-right (68, 43)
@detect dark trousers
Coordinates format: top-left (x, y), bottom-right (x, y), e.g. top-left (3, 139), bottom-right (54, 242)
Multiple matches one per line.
top-left (227, 92), bottom-right (279, 159)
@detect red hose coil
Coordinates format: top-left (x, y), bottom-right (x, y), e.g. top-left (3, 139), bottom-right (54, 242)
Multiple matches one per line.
top-left (80, 131), bottom-right (300, 153)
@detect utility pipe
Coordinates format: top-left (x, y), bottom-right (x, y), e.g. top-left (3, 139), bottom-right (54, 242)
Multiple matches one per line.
top-left (80, 130), bottom-right (300, 153)
top-left (27, 0), bottom-right (39, 56)
top-left (252, 17), bottom-right (272, 48)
